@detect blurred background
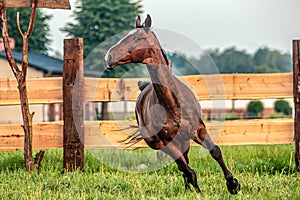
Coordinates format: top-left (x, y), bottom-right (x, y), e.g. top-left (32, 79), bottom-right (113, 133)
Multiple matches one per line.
top-left (0, 0), bottom-right (297, 123)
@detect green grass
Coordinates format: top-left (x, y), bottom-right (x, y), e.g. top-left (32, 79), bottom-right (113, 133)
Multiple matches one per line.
top-left (0, 144), bottom-right (299, 199)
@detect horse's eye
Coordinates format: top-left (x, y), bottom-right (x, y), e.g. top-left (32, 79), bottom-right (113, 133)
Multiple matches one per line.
top-left (134, 36), bottom-right (146, 42)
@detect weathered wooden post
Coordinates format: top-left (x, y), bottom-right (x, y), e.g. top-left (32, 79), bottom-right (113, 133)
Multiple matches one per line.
top-left (63, 38), bottom-right (84, 172)
top-left (293, 40), bottom-right (300, 172)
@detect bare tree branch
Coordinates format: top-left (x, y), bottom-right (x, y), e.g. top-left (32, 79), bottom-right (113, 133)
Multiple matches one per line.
top-left (16, 12), bottom-right (25, 38)
top-left (0, 1), bottom-right (21, 80)
top-left (21, 0), bottom-right (38, 80)
top-left (26, 0), bottom-right (38, 38)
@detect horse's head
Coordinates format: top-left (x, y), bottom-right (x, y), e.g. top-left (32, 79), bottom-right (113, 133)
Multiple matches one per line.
top-left (104, 14), bottom-right (160, 70)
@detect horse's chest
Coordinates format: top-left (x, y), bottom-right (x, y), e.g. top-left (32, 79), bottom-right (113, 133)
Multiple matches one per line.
top-left (160, 120), bottom-right (180, 140)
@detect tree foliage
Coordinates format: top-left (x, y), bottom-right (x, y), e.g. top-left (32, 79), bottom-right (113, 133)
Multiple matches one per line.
top-left (253, 47), bottom-right (291, 72)
top-left (247, 100), bottom-right (264, 118)
top-left (274, 99), bottom-right (291, 116)
top-left (168, 46), bottom-right (291, 75)
top-left (2, 8), bottom-right (52, 53)
top-left (62, 0), bottom-right (143, 78)
top-left (62, 0), bottom-right (142, 58)
top-left (211, 47), bottom-right (255, 73)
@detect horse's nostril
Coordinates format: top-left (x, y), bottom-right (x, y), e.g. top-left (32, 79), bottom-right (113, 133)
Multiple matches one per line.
top-left (107, 54), bottom-right (112, 61)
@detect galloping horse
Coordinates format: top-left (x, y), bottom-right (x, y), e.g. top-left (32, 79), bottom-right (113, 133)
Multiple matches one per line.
top-left (104, 15), bottom-right (240, 194)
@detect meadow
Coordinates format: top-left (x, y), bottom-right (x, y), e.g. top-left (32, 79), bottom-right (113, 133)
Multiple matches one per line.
top-left (0, 144), bottom-right (299, 200)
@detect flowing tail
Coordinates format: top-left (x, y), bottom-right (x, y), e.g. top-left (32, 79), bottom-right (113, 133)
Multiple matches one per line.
top-left (118, 81), bottom-right (150, 148)
top-left (118, 126), bottom-right (143, 148)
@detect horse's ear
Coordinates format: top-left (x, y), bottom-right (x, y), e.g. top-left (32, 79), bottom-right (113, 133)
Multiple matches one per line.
top-left (136, 15), bottom-right (141, 27)
top-left (144, 14), bottom-right (152, 28)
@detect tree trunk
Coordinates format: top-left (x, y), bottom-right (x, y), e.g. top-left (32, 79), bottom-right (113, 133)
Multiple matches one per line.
top-left (0, 0), bottom-right (45, 171)
top-left (18, 80), bottom-right (34, 170)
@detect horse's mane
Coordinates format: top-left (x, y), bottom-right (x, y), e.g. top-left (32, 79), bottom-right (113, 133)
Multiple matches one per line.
top-left (137, 27), bottom-right (169, 66)
top-left (151, 31), bottom-right (169, 66)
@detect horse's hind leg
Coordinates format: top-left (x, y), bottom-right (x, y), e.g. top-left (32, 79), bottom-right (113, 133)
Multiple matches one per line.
top-left (162, 142), bottom-right (201, 193)
top-left (181, 140), bottom-right (191, 165)
top-left (181, 141), bottom-right (192, 191)
top-left (193, 125), bottom-right (240, 195)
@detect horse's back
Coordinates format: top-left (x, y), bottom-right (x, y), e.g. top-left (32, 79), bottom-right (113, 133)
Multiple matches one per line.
top-left (135, 77), bottom-right (201, 126)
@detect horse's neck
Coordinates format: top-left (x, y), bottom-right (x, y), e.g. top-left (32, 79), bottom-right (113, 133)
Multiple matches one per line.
top-left (146, 62), bottom-right (181, 121)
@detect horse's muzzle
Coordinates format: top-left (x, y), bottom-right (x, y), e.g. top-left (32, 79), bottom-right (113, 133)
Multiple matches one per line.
top-left (104, 53), bottom-right (116, 70)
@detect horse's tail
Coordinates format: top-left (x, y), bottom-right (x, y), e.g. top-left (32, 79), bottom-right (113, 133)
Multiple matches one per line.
top-left (138, 81), bottom-right (150, 91)
top-left (118, 81), bottom-right (149, 149)
top-left (118, 125), bottom-right (143, 149)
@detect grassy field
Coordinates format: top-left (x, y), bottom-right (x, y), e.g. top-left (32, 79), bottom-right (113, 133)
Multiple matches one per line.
top-left (0, 144), bottom-right (299, 200)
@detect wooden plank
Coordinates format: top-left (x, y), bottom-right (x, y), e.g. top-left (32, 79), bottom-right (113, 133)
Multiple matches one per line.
top-left (214, 118), bottom-right (294, 145)
top-left (0, 119), bottom-right (294, 151)
top-left (182, 74), bottom-right (231, 100)
top-left (85, 73), bottom-right (293, 101)
top-left (84, 121), bottom-right (146, 149)
top-left (2, 0), bottom-right (71, 9)
top-left (231, 73), bottom-right (293, 100)
top-left (0, 73), bottom-right (293, 105)
top-left (63, 38), bottom-right (84, 172)
top-left (0, 77), bottom-right (63, 105)
top-left (84, 77), bottom-right (120, 102)
top-left (0, 122), bottom-right (63, 151)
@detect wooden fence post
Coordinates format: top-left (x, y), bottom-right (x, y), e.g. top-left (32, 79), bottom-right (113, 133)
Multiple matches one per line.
top-left (293, 40), bottom-right (300, 172)
top-left (63, 38), bottom-right (84, 172)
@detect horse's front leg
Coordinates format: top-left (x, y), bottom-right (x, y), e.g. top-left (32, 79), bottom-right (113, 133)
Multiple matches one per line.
top-left (162, 141), bottom-right (201, 193)
top-left (193, 125), bottom-right (240, 194)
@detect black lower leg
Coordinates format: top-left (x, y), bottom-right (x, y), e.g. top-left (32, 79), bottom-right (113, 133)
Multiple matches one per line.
top-left (209, 145), bottom-right (240, 194)
top-left (176, 160), bottom-right (201, 193)
top-left (210, 145), bottom-right (233, 180)
top-left (182, 174), bottom-right (192, 191)
top-left (195, 125), bottom-right (240, 194)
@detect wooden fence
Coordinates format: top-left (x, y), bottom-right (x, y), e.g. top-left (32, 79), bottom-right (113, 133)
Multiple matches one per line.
top-left (0, 72), bottom-right (294, 151)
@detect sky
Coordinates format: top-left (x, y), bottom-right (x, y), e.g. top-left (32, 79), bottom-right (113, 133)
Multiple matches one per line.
top-left (44, 0), bottom-right (300, 57)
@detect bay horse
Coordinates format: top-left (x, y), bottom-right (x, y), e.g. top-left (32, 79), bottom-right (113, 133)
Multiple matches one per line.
top-left (104, 14), bottom-right (240, 194)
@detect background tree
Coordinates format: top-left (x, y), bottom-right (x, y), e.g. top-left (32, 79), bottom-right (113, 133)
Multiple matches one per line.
top-left (211, 47), bottom-right (255, 73)
top-left (1, 8), bottom-right (52, 53)
top-left (253, 64), bottom-right (279, 73)
top-left (180, 46), bottom-right (292, 74)
top-left (62, 0), bottom-right (143, 74)
top-left (274, 99), bottom-right (291, 116)
top-left (247, 100), bottom-right (264, 119)
top-left (253, 47), bottom-right (291, 72)
top-left (167, 52), bottom-right (198, 75)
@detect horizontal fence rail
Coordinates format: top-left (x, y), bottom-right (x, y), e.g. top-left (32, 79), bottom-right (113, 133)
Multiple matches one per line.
top-left (0, 119), bottom-right (294, 151)
top-left (0, 73), bottom-right (293, 105)
top-left (0, 73), bottom-right (294, 151)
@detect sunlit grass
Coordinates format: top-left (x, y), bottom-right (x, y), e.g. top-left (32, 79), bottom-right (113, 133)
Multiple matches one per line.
top-left (0, 144), bottom-right (299, 199)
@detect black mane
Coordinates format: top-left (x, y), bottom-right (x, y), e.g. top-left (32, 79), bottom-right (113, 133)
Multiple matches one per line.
top-left (136, 26), bottom-right (169, 66)
top-left (152, 31), bottom-right (169, 66)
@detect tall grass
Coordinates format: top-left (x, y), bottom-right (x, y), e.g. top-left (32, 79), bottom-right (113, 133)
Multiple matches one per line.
top-left (0, 144), bottom-right (299, 199)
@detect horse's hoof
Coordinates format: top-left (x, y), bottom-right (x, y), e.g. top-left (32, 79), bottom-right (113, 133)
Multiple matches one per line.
top-left (226, 178), bottom-right (240, 195)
